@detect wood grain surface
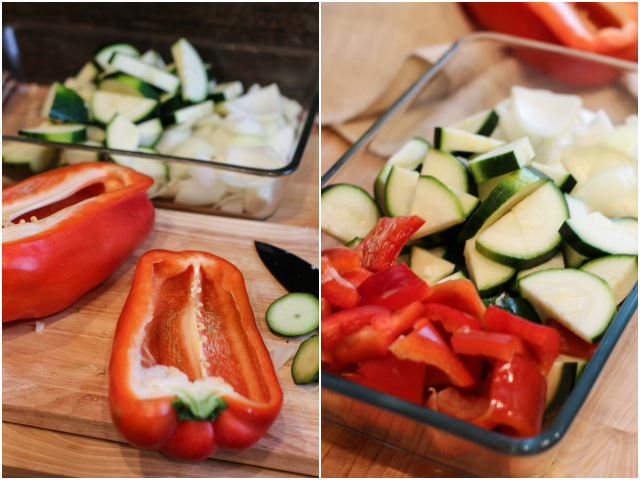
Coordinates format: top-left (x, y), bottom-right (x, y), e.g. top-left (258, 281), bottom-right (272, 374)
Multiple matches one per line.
top-left (3, 208), bottom-right (319, 476)
top-left (320, 126), bottom-right (638, 478)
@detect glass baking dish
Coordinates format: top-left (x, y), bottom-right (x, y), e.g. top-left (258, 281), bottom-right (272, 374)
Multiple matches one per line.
top-left (2, 22), bottom-right (318, 220)
top-left (321, 32), bottom-right (638, 478)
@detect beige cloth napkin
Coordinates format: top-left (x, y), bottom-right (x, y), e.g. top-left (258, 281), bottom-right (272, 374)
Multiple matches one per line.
top-left (321, 3), bottom-right (475, 142)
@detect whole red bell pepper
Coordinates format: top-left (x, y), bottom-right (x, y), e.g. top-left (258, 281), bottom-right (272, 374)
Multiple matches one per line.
top-left (109, 250), bottom-right (283, 461)
top-left (358, 263), bottom-right (430, 311)
top-left (2, 163), bottom-right (155, 322)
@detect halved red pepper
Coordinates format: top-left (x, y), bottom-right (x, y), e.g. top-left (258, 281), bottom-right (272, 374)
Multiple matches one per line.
top-left (2, 163), bottom-right (155, 322)
top-left (356, 215), bottom-right (424, 271)
top-left (321, 256), bottom-right (360, 309)
top-left (109, 250), bottom-right (283, 461)
top-left (390, 318), bottom-right (476, 388)
top-left (423, 278), bottom-right (486, 320)
top-left (482, 305), bottom-right (559, 375)
top-left (358, 263), bottom-right (430, 311)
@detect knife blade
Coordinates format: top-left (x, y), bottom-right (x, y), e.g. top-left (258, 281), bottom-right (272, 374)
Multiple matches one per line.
top-left (254, 241), bottom-right (318, 298)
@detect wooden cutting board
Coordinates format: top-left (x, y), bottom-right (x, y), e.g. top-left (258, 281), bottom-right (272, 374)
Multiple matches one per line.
top-left (2, 208), bottom-right (319, 476)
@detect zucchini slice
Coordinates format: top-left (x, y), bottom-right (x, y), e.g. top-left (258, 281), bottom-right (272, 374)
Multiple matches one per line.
top-left (387, 137), bottom-right (430, 170)
top-left (560, 212), bottom-right (638, 258)
top-left (19, 124), bottom-right (87, 143)
top-left (464, 236), bottom-right (516, 298)
top-left (40, 81), bottom-right (88, 124)
top-left (91, 90), bottom-right (159, 124)
top-left (95, 43), bottom-right (140, 69)
top-left (172, 38), bottom-right (208, 103)
top-left (476, 181), bottom-right (568, 269)
top-left (581, 255), bottom-right (638, 305)
top-left (2, 142), bottom-right (57, 173)
top-left (291, 335), bottom-right (319, 384)
top-left (109, 52), bottom-right (180, 95)
top-left (530, 162), bottom-right (577, 194)
top-left (385, 166), bottom-right (419, 217)
top-left (434, 127), bottom-right (504, 154)
top-left (99, 73), bottom-right (160, 100)
top-left (137, 118), bottom-right (164, 148)
top-left (209, 81), bottom-right (244, 102)
top-left (410, 176), bottom-right (465, 239)
top-left (161, 100), bottom-right (214, 127)
top-left (448, 109), bottom-right (499, 137)
top-left (374, 164), bottom-right (392, 216)
top-left (266, 293), bottom-right (319, 337)
top-left (468, 137), bottom-right (535, 183)
top-left (321, 184), bottom-right (381, 243)
top-left (518, 268), bottom-right (617, 343)
top-left (420, 148), bottom-right (468, 192)
top-left (458, 167), bottom-right (549, 244)
top-left (611, 217), bottom-right (638, 241)
top-left (409, 246), bottom-right (455, 286)
top-left (60, 140), bottom-right (102, 165)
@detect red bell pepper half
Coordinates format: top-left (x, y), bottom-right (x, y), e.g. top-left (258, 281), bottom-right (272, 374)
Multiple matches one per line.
top-left (482, 305), bottom-right (559, 375)
top-left (321, 256), bottom-right (360, 309)
top-left (356, 215), bottom-right (424, 271)
top-left (358, 263), bottom-right (430, 311)
top-left (2, 163), bottom-right (155, 322)
top-left (345, 353), bottom-right (426, 404)
top-left (390, 319), bottom-right (476, 388)
top-left (423, 278), bottom-right (486, 320)
top-left (109, 250), bottom-right (283, 461)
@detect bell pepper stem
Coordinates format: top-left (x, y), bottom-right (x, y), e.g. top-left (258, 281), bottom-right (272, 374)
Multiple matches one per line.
top-left (172, 390), bottom-right (229, 421)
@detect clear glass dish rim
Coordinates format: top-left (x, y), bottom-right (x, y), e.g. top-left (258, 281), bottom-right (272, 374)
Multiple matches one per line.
top-left (2, 23), bottom-right (319, 178)
top-left (321, 31), bottom-right (638, 186)
top-left (321, 31), bottom-right (638, 456)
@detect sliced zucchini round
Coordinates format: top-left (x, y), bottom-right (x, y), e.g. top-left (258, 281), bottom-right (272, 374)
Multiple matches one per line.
top-left (410, 175), bottom-right (465, 239)
top-left (172, 38), bottom-right (208, 103)
top-left (560, 211), bottom-right (638, 258)
top-left (468, 137), bottom-right (535, 184)
top-left (321, 184), bottom-right (381, 243)
top-left (266, 293), bottom-right (319, 337)
top-left (91, 90), bottom-right (159, 125)
top-left (581, 255), bottom-right (638, 305)
top-left (109, 52), bottom-right (180, 95)
top-left (99, 73), bottom-right (160, 100)
top-left (40, 81), bottom-right (88, 124)
top-left (94, 43), bottom-right (140, 70)
top-left (2, 142), bottom-right (57, 173)
top-left (19, 124), bottom-right (87, 143)
top-left (387, 137), bottom-right (430, 170)
top-left (385, 166), bottom-right (419, 217)
top-left (420, 148), bottom-right (468, 192)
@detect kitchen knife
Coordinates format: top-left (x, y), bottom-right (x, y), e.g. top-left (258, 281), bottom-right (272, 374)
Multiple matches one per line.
top-left (254, 241), bottom-right (318, 298)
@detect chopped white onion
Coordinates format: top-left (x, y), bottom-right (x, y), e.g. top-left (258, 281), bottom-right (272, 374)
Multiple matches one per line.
top-left (269, 346), bottom-right (298, 371)
top-left (35, 321), bottom-right (45, 333)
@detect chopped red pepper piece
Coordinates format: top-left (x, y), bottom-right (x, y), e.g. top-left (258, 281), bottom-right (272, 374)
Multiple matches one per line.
top-left (109, 250), bottom-right (283, 460)
top-left (346, 353), bottom-right (426, 404)
top-left (330, 325), bottom-right (391, 369)
top-left (390, 319), bottom-right (476, 388)
top-left (321, 246), bottom-right (361, 274)
top-left (425, 385), bottom-right (495, 429)
top-left (547, 319), bottom-right (598, 360)
top-left (321, 298), bottom-right (334, 319)
top-left (482, 305), bottom-right (559, 375)
top-left (422, 303), bottom-right (483, 335)
top-left (321, 257), bottom-right (360, 309)
top-left (371, 301), bottom-right (425, 339)
top-left (321, 305), bottom-right (390, 350)
top-left (356, 215), bottom-right (425, 271)
top-left (423, 279), bottom-right (486, 320)
top-left (450, 331), bottom-right (535, 363)
top-left (3, 163), bottom-right (155, 322)
top-left (358, 263), bottom-right (430, 311)
top-left (479, 354), bottom-right (547, 438)
top-left (342, 267), bottom-right (374, 289)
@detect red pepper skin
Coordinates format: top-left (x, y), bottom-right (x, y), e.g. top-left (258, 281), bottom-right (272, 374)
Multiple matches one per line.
top-left (423, 279), bottom-right (486, 320)
top-left (482, 305), bottom-right (559, 375)
top-left (390, 319), bottom-right (476, 388)
top-left (342, 267), bottom-right (374, 289)
top-left (480, 355), bottom-right (547, 438)
top-left (321, 246), bottom-right (361, 274)
top-left (321, 257), bottom-right (360, 309)
top-left (3, 163), bottom-right (155, 322)
top-left (330, 325), bottom-right (391, 369)
top-left (547, 319), bottom-right (598, 359)
top-left (109, 250), bottom-right (283, 461)
top-left (422, 303), bottom-right (483, 335)
top-left (356, 215), bottom-right (425, 271)
top-left (321, 305), bottom-right (390, 350)
top-left (371, 301), bottom-right (425, 339)
top-left (321, 298), bottom-right (334, 319)
top-left (346, 354), bottom-right (426, 404)
top-left (450, 331), bottom-right (535, 363)
top-left (358, 263), bottom-right (430, 311)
